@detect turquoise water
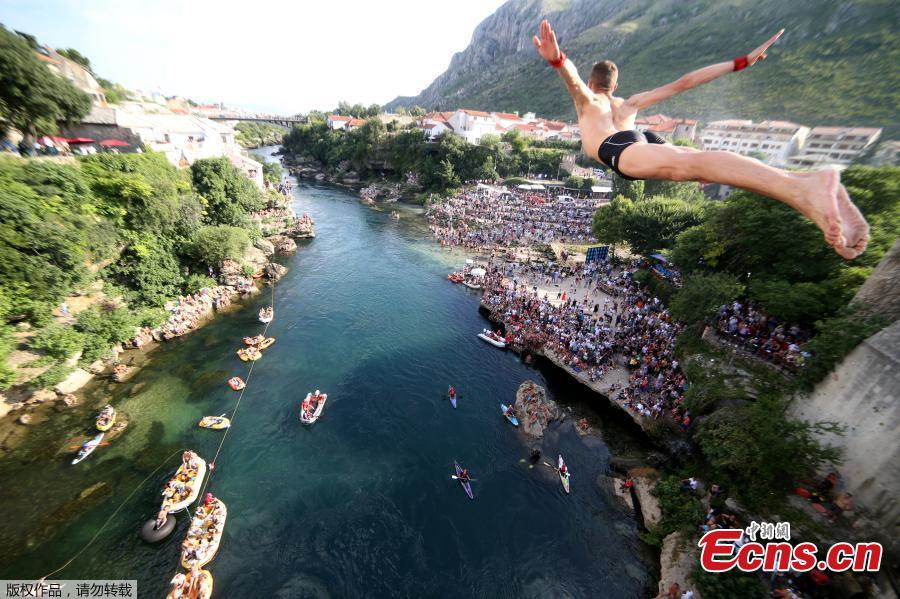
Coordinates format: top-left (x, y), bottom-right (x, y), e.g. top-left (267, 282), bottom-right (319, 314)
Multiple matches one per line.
top-left (0, 148), bottom-right (651, 597)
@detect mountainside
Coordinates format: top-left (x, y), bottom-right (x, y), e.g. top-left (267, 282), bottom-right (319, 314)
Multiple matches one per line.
top-left (388, 0), bottom-right (900, 136)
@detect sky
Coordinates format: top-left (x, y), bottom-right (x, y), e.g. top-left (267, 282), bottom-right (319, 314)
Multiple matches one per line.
top-left (1, 0), bottom-right (508, 114)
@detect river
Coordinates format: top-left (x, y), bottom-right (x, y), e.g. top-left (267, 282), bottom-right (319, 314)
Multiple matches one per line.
top-left (0, 147), bottom-right (651, 597)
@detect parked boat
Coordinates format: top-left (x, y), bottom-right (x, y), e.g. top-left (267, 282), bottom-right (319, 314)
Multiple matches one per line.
top-left (199, 415), bottom-right (231, 430)
top-left (166, 569), bottom-right (213, 599)
top-left (477, 329), bottom-right (506, 349)
top-left (95, 404), bottom-right (116, 431)
top-left (258, 307), bottom-right (274, 324)
top-left (447, 272), bottom-right (464, 283)
top-left (461, 280), bottom-right (482, 290)
top-left (227, 376), bottom-right (246, 391)
top-left (160, 451), bottom-right (207, 513)
top-left (300, 390), bottom-right (327, 425)
top-left (243, 335), bottom-right (265, 346)
top-left (237, 347), bottom-right (262, 362)
top-left (180, 495), bottom-right (227, 569)
top-left (256, 337), bottom-right (276, 350)
top-left (72, 433), bottom-right (104, 465)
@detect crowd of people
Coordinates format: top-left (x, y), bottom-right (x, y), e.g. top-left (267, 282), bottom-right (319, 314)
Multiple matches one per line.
top-left (713, 301), bottom-right (811, 370)
top-left (427, 187), bottom-right (603, 249)
top-left (479, 258), bottom-right (691, 428)
top-left (132, 286), bottom-right (238, 347)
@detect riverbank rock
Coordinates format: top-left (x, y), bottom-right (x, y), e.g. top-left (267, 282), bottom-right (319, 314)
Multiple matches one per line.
top-left (54, 368), bottom-right (93, 395)
top-left (107, 413), bottom-right (129, 440)
top-left (628, 467), bottom-right (662, 528)
top-left (655, 532), bottom-right (700, 599)
top-left (268, 235), bottom-right (297, 255)
top-left (514, 380), bottom-right (563, 439)
top-left (254, 238), bottom-right (276, 256)
top-left (59, 394), bottom-right (79, 408)
top-left (265, 262), bottom-right (288, 283)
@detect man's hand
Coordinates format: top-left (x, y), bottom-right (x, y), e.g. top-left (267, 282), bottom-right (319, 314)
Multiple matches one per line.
top-left (532, 19), bottom-right (562, 63)
top-left (747, 29), bottom-right (785, 66)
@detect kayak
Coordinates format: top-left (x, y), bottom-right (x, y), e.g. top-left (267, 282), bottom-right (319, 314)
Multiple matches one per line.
top-left (167, 569), bottom-right (213, 599)
top-left (256, 337), bottom-right (276, 350)
top-left (558, 454), bottom-right (571, 494)
top-left (95, 405), bottom-right (116, 431)
top-left (180, 497), bottom-right (227, 569)
top-left (199, 416), bottom-right (231, 430)
top-left (449, 390), bottom-right (457, 409)
top-left (72, 432), bottom-right (104, 465)
top-left (477, 329), bottom-right (506, 348)
top-left (228, 376), bottom-right (245, 391)
top-left (500, 403), bottom-right (519, 426)
top-left (300, 392), bottom-right (327, 425)
top-left (454, 460), bottom-right (474, 500)
top-left (243, 335), bottom-right (265, 346)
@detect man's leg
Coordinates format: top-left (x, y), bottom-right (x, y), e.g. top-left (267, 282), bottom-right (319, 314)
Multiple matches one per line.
top-left (616, 143), bottom-right (868, 259)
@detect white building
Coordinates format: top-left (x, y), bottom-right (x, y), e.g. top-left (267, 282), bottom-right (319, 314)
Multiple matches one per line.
top-left (700, 119), bottom-right (809, 166)
top-left (326, 115), bottom-right (352, 130)
top-left (636, 114), bottom-right (699, 143)
top-left (787, 126), bottom-right (882, 168)
top-left (447, 109), bottom-right (500, 144)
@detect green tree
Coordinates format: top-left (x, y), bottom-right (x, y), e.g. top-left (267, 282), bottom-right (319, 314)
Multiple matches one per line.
top-left (0, 26), bottom-right (93, 137)
top-left (56, 48), bottom-right (91, 71)
top-left (409, 105), bottom-right (426, 117)
top-left (619, 196), bottom-right (705, 255)
top-left (611, 174), bottom-right (644, 202)
top-left (190, 225), bottom-right (250, 265)
top-left (394, 106), bottom-right (407, 116)
top-left (669, 273), bottom-right (744, 325)
top-left (106, 235), bottom-right (184, 307)
top-left (643, 179), bottom-right (703, 202)
top-left (592, 195), bottom-right (632, 246)
top-left (190, 157), bottom-right (264, 227)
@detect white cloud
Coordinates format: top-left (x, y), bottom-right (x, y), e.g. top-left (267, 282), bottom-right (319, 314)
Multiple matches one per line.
top-left (3, 0), bottom-right (508, 113)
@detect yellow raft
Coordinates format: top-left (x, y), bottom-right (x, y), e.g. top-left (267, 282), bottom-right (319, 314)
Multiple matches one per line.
top-left (96, 405), bottom-right (116, 431)
top-left (166, 568), bottom-right (213, 599)
top-left (181, 497), bottom-right (227, 568)
top-left (256, 337), bottom-right (276, 350)
top-left (243, 335), bottom-right (264, 346)
top-left (237, 347), bottom-right (262, 362)
top-left (198, 416), bottom-right (231, 430)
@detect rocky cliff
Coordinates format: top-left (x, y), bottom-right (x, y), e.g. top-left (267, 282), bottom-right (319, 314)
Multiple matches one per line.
top-left (387, 0), bottom-right (899, 135)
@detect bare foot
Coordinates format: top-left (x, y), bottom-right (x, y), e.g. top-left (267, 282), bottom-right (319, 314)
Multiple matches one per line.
top-left (833, 184), bottom-right (869, 259)
top-left (798, 167), bottom-right (843, 248)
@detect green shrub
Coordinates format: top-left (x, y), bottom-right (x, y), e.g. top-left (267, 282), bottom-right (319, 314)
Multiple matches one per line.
top-left (74, 306), bottom-right (138, 365)
top-left (31, 364), bottom-right (73, 390)
top-left (29, 323), bottom-right (84, 360)
top-left (190, 226), bottom-right (250, 266)
top-left (184, 274), bottom-right (217, 294)
top-left (669, 273), bottom-right (743, 325)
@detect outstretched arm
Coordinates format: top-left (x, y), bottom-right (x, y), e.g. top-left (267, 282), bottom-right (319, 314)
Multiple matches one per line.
top-left (623, 29), bottom-right (784, 112)
top-left (533, 20), bottom-right (592, 116)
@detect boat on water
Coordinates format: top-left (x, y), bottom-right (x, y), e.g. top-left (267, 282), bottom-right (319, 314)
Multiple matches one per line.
top-left (256, 337), bottom-right (276, 350)
top-left (180, 495), bottom-right (227, 569)
top-left (95, 404), bottom-right (116, 431)
top-left (477, 329), bottom-right (506, 349)
top-left (227, 376), bottom-right (245, 391)
top-left (72, 433), bottom-right (104, 465)
top-left (390, 210), bottom-right (400, 220)
top-left (461, 280), bottom-right (482, 290)
top-left (558, 454), bottom-right (571, 494)
top-left (243, 335), bottom-right (265, 346)
top-left (160, 451), bottom-right (207, 513)
top-left (167, 569), bottom-right (213, 599)
top-left (454, 460), bottom-right (474, 500)
top-left (258, 307), bottom-right (274, 324)
top-left (448, 386), bottom-right (457, 409)
top-left (237, 347), bottom-right (262, 362)
top-left (447, 272), bottom-right (464, 283)
top-left (500, 403), bottom-right (519, 426)
top-left (300, 390), bottom-right (327, 425)
top-left (199, 415), bottom-right (231, 430)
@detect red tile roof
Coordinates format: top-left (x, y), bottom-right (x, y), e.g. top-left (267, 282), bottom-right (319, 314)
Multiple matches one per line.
top-left (461, 109), bottom-right (491, 117)
top-left (328, 115), bottom-right (352, 122)
top-left (349, 118), bottom-right (366, 127)
top-left (493, 112), bottom-right (523, 121)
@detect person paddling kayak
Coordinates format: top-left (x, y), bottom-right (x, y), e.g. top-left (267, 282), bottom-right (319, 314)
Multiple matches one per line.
top-left (457, 468), bottom-right (470, 484)
top-left (448, 386), bottom-right (456, 398)
top-left (504, 404), bottom-right (515, 418)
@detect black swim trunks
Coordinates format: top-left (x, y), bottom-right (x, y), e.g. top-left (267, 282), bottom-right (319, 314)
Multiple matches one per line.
top-left (598, 130), bottom-right (667, 180)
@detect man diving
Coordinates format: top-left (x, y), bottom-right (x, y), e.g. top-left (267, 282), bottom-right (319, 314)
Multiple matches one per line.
top-left (532, 20), bottom-right (869, 259)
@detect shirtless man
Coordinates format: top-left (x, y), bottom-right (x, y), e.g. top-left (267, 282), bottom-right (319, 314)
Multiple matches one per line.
top-left (532, 20), bottom-right (869, 259)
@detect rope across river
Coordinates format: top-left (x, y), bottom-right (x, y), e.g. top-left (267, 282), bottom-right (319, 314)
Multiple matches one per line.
top-left (37, 278), bottom-right (278, 582)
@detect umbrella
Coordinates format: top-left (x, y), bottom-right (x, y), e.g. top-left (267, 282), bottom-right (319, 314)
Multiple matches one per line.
top-left (65, 137), bottom-right (95, 144)
top-left (99, 139), bottom-right (129, 147)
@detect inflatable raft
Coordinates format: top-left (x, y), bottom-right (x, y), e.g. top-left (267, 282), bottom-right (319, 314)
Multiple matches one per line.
top-left (228, 376), bottom-right (246, 391)
top-left (477, 329), bottom-right (506, 348)
top-left (95, 404), bottom-right (116, 431)
top-left (300, 391), bottom-right (327, 425)
top-left (256, 337), bottom-right (276, 350)
top-left (167, 569), bottom-right (213, 599)
top-left (199, 416), bottom-right (231, 430)
top-left (160, 452), bottom-right (207, 513)
top-left (258, 307), bottom-right (274, 324)
top-left (243, 335), bottom-right (265, 346)
top-left (181, 496), bottom-right (227, 569)
top-left (237, 347), bottom-right (262, 362)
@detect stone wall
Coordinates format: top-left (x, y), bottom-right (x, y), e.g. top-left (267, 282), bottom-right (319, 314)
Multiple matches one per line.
top-left (851, 238), bottom-right (900, 321)
top-left (791, 320), bottom-right (900, 539)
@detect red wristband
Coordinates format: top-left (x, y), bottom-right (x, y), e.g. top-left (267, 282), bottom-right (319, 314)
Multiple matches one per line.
top-left (548, 50), bottom-right (567, 69)
top-left (733, 55), bottom-right (749, 71)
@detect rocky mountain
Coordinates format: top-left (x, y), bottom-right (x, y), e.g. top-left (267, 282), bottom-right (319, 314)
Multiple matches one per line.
top-left (387, 0), bottom-right (900, 136)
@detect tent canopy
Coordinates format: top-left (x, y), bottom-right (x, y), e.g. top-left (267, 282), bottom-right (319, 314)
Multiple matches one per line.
top-left (470, 267), bottom-right (486, 277)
